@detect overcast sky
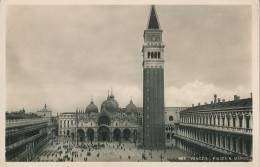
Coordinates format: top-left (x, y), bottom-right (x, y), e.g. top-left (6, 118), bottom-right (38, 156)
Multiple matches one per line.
top-left (6, 5), bottom-right (252, 114)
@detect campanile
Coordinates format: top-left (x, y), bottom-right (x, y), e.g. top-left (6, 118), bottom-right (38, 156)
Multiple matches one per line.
top-left (142, 5), bottom-right (165, 148)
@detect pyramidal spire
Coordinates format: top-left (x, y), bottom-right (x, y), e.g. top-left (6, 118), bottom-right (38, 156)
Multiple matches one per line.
top-left (147, 5), bottom-right (160, 29)
top-left (110, 87), bottom-right (114, 98)
top-left (91, 95), bottom-right (94, 104)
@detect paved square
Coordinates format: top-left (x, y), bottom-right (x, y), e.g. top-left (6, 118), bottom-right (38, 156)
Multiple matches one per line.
top-left (35, 137), bottom-right (192, 162)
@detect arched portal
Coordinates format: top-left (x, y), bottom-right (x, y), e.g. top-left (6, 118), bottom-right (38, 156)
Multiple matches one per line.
top-left (113, 128), bottom-right (121, 141)
top-left (87, 128), bottom-right (94, 141)
top-left (77, 129), bottom-right (85, 142)
top-left (123, 129), bottom-right (131, 141)
top-left (98, 115), bottom-right (110, 126)
top-left (98, 126), bottom-right (110, 142)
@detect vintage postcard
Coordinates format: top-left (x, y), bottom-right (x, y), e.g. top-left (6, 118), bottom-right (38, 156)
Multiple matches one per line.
top-left (0, 0), bottom-right (259, 167)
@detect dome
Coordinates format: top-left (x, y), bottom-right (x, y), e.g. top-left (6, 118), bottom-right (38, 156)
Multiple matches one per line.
top-left (126, 99), bottom-right (137, 115)
top-left (101, 93), bottom-right (119, 112)
top-left (86, 100), bottom-right (98, 115)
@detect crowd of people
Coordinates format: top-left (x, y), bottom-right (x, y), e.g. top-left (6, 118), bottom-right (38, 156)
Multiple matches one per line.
top-left (36, 136), bottom-right (170, 162)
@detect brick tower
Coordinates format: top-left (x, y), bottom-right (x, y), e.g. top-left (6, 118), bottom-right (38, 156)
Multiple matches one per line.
top-left (142, 5), bottom-right (165, 149)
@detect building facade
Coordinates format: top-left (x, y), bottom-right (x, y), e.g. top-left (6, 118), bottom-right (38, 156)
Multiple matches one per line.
top-left (175, 94), bottom-right (252, 161)
top-left (142, 5), bottom-right (165, 149)
top-left (36, 104), bottom-right (52, 118)
top-left (165, 107), bottom-right (188, 147)
top-left (58, 93), bottom-right (141, 144)
top-left (5, 118), bottom-right (49, 161)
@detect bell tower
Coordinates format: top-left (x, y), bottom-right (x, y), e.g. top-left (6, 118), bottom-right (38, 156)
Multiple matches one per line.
top-left (142, 5), bottom-right (165, 148)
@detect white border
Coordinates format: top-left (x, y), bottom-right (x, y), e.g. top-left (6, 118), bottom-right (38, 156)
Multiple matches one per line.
top-left (0, 1), bottom-right (259, 167)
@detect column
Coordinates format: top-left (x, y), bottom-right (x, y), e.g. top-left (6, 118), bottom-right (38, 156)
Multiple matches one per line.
top-left (242, 113), bottom-right (246, 128)
top-left (216, 134), bottom-right (219, 147)
top-left (230, 137), bottom-right (233, 151)
top-left (242, 138), bottom-right (246, 155)
top-left (236, 137), bottom-right (239, 153)
top-left (220, 134), bottom-right (223, 148)
top-left (249, 115), bottom-right (252, 129)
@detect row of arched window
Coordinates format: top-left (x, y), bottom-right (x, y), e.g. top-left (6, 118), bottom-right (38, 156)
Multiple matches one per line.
top-left (147, 52), bottom-right (161, 59)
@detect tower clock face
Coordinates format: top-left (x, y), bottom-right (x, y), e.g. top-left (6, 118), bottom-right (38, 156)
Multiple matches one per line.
top-left (147, 34), bottom-right (160, 42)
top-left (152, 36), bottom-right (156, 41)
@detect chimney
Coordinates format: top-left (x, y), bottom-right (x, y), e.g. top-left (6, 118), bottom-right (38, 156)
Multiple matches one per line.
top-left (222, 99), bottom-right (225, 102)
top-left (214, 94), bottom-right (217, 103)
top-left (198, 102), bottom-right (200, 106)
top-left (250, 93), bottom-right (253, 99)
top-left (218, 98), bottom-right (221, 103)
top-left (234, 95), bottom-right (237, 101)
top-left (204, 102), bottom-right (207, 105)
top-left (192, 104), bottom-right (194, 107)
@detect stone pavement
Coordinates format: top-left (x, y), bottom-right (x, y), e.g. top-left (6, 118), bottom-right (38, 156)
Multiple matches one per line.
top-left (34, 137), bottom-right (192, 162)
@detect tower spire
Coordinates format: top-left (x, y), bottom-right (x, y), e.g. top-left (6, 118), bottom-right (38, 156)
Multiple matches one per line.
top-left (110, 87), bottom-right (114, 98)
top-left (91, 95), bottom-right (94, 104)
top-left (147, 5), bottom-right (160, 29)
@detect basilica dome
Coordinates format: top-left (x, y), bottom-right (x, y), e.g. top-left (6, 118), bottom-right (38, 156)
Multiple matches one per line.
top-left (86, 100), bottom-right (98, 115)
top-left (101, 93), bottom-right (119, 112)
top-left (126, 99), bottom-right (137, 115)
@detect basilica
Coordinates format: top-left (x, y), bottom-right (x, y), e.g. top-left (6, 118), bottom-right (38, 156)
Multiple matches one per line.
top-left (58, 91), bottom-right (142, 144)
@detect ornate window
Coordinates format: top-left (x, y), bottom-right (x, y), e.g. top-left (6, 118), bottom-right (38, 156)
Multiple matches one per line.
top-left (169, 116), bottom-right (173, 121)
top-left (148, 52), bottom-right (150, 59)
top-left (233, 118), bottom-right (236, 127)
top-left (154, 52), bottom-right (157, 58)
top-left (246, 118), bottom-right (250, 129)
top-left (239, 117), bottom-right (243, 128)
top-left (158, 52), bottom-right (161, 58)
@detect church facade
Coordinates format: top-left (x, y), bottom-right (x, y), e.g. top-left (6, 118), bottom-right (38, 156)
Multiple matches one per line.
top-left (58, 92), bottom-right (142, 144)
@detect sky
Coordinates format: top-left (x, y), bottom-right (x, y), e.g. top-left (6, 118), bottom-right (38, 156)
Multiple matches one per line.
top-left (6, 5), bottom-right (252, 114)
